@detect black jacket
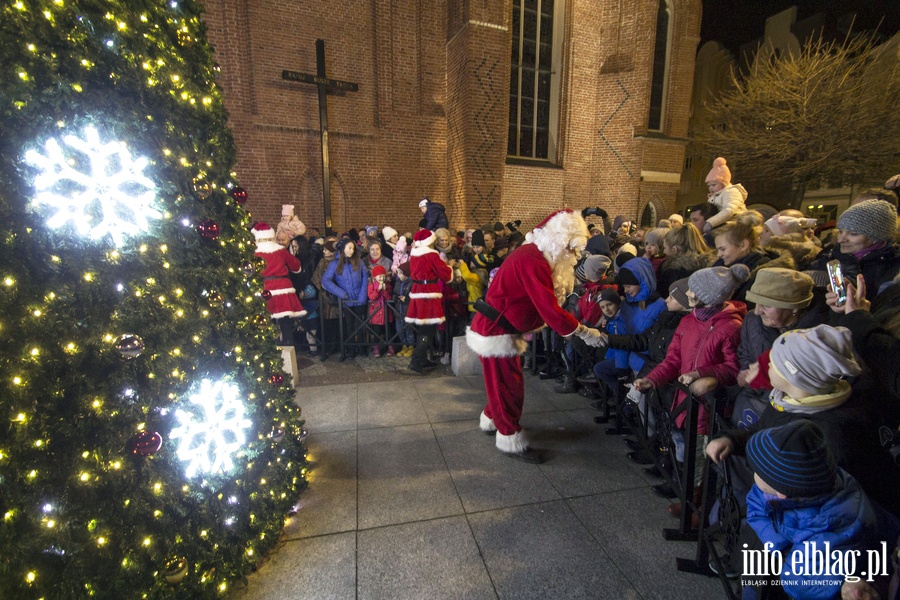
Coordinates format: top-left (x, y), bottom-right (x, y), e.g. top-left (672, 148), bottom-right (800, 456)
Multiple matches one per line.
top-left (423, 201), bottom-right (449, 231)
top-left (605, 309), bottom-right (689, 375)
top-left (811, 242), bottom-right (900, 302)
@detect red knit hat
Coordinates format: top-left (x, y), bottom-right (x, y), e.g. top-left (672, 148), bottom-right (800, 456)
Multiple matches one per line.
top-left (372, 265), bottom-right (387, 278)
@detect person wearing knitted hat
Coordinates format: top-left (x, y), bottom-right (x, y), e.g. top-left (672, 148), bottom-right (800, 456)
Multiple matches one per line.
top-left (642, 227), bottom-right (669, 274)
top-left (668, 213), bottom-right (684, 227)
top-left (633, 264), bottom-right (749, 517)
top-left (276, 204), bottom-right (307, 244)
top-left (468, 209), bottom-right (605, 463)
top-left (730, 269), bottom-right (827, 430)
top-left (727, 421), bottom-right (900, 599)
top-left (418, 196), bottom-right (449, 231)
top-left (469, 229), bottom-right (495, 271)
top-left (812, 199), bottom-right (900, 302)
top-left (614, 257), bottom-right (666, 376)
top-left (252, 223), bottom-right (307, 347)
top-left (703, 157), bottom-right (748, 232)
top-left (405, 228), bottom-right (452, 374)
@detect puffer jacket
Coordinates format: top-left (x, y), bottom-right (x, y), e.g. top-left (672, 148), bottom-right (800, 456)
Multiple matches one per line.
top-left (456, 260), bottom-right (484, 311)
top-left (745, 469), bottom-right (900, 598)
top-left (657, 251), bottom-right (716, 298)
top-left (646, 301), bottom-right (747, 434)
top-left (705, 183), bottom-right (748, 229)
top-left (322, 259), bottom-right (368, 307)
top-left (423, 201), bottom-right (449, 231)
top-left (605, 309), bottom-right (689, 376)
top-left (617, 257), bottom-right (666, 372)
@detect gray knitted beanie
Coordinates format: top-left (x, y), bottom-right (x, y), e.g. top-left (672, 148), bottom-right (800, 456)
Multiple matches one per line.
top-left (837, 200), bottom-right (897, 243)
top-left (688, 264), bottom-right (750, 305)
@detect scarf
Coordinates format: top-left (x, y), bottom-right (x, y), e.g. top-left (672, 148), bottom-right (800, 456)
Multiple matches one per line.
top-left (768, 380), bottom-right (852, 415)
top-left (693, 304), bottom-right (724, 322)
top-left (852, 240), bottom-right (887, 261)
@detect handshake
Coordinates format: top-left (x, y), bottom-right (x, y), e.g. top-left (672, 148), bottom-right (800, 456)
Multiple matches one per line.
top-left (572, 324), bottom-right (607, 347)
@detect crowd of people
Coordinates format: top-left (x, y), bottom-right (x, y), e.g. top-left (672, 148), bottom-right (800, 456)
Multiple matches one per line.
top-left (252, 163), bottom-right (900, 599)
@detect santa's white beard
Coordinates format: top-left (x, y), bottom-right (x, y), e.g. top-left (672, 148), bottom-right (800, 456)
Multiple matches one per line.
top-left (549, 251), bottom-right (577, 306)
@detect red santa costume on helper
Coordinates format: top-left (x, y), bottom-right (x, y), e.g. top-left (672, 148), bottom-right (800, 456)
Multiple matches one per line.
top-left (405, 229), bottom-right (453, 374)
top-left (253, 223), bottom-right (306, 346)
top-left (466, 209), bottom-right (605, 462)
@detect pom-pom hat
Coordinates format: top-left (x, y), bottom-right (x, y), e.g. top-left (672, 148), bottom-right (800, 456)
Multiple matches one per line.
top-left (705, 157), bottom-right (732, 186)
top-left (382, 226), bottom-right (398, 241)
top-left (688, 264), bottom-right (750, 305)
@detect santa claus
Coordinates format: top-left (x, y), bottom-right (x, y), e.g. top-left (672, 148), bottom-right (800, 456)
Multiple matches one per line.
top-left (466, 209), bottom-right (605, 462)
top-left (405, 228), bottom-right (453, 375)
top-left (253, 222), bottom-right (307, 346)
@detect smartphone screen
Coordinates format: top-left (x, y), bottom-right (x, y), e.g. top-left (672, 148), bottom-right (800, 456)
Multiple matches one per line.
top-left (827, 260), bottom-right (847, 305)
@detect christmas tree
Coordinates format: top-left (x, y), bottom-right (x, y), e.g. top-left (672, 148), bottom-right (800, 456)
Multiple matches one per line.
top-left (0, 1), bottom-right (307, 597)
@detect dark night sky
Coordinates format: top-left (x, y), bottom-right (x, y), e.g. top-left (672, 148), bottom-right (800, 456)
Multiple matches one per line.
top-left (700, 0), bottom-right (900, 53)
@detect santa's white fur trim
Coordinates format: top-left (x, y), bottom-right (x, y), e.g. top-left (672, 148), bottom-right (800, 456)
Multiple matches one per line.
top-left (270, 309), bottom-right (307, 319)
top-left (496, 430), bottom-right (529, 453)
top-left (255, 241), bottom-right (284, 254)
top-left (269, 287), bottom-right (296, 296)
top-left (480, 411), bottom-right (497, 432)
top-left (409, 292), bottom-right (443, 299)
top-left (404, 316), bottom-right (446, 324)
top-left (409, 245), bottom-right (437, 257)
top-left (465, 327), bottom-right (529, 357)
top-left (530, 211), bottom-right (589, 265)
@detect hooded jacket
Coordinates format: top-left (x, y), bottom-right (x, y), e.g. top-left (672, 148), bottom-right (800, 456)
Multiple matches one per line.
top-left (617, 257), bottom-right (667, 372)
top-left (647, 301), bottom-right (747, 434)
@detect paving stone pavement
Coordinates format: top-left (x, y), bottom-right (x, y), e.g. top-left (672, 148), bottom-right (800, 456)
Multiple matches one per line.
top-left (232, 357), bottom-right (726, 600)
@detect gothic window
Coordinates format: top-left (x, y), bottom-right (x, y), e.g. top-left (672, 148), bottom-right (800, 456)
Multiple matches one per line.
top-left (648, 0), bottom-right (672, 131)
top-left (508, 0), bottom-right (563, 162)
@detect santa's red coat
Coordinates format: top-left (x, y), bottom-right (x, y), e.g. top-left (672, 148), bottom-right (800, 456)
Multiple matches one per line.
top-left (468, 243), bottom-right (579, 357)
top-left (405, 247), bottom-right (452, 325)
top-left (255, 241), bottom-right (306, 319)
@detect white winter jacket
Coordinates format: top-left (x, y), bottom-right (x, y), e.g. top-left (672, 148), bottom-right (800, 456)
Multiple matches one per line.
top-left (706, 183), bottom-right (748, 229)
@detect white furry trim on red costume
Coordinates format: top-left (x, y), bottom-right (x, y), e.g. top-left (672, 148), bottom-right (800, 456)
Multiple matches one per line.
top-left (270, 309), bottom-right (307, 319)
top-left (409, 245), bottom-right (437, 257)
top-left (409, 292), bottom-right (443, 299)
top-left (480, 411), bottom-right (496, 432)
top-left (255, 241), bottom-right (284, 254)
top-left (496, 430), bottom-right (529, 453)
top-left (465, 327), bottom-right (529, 357)
top-left (404, 316), bottom-right (446, 324)
top-left (269, 287), bottom-right (297, 296)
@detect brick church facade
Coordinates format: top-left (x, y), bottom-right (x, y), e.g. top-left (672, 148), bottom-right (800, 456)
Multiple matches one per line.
top-left (203, 0), bottom-right (701, 234)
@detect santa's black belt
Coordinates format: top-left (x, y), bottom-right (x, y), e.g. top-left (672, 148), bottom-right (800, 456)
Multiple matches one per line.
top-left (263, 276), bottom-right (289, 281)
top-left (473, 298), bottom-right (522, 335)
top-left (412, 279), bottom-right (438, 284)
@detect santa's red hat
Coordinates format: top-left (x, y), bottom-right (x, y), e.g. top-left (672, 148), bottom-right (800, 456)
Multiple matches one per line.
top-left (528, 209), bottom-right (589, 259)
top-left (252, 222), bottom-right (276, 241)
top-left (412, 229), bottom-right (436, 248)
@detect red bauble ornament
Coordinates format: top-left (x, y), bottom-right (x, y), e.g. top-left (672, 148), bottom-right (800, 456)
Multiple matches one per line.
top-left (269, 373), bottom-right (284, 386)
top-left (261, 290), bottom-right (272, 300)
top-left (129, 431), bottom-right (163, 456)
top-left (231, 187), bottom-right (248, 206)
top-left (197, 219), bottom-right (220, 240)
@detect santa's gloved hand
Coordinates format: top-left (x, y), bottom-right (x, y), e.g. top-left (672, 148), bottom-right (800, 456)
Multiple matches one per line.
top-left (572, 324), bottom-right (604, 347)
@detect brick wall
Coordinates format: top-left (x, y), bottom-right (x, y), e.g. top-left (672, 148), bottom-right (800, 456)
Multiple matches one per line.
top-left (202, 0), bottom-right (700, 235)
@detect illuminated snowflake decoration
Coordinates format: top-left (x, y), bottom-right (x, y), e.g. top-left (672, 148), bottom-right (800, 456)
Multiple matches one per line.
top-left (170, 379), bottom-right (252, 478)
top-left (24, 125), bottom-right (161, 246)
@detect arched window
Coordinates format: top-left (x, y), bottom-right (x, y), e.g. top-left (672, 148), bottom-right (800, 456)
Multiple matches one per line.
top-left (648, 0), bottom-right (672, 131)
top-left (640, 202), bottom-right (657, 228)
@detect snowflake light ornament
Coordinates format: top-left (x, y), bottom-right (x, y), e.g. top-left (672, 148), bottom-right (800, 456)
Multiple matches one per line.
top-left (170, 379), bottom-right (252, 478)
top-left (24, 125), bottom-right (161, 246)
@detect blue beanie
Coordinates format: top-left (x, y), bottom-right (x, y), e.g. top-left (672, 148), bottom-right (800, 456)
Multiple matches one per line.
top-left (746, 420), bottom-right (836, 498)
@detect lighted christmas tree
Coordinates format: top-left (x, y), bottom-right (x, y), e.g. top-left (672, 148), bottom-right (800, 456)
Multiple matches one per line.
top-left (0, 1), bottom-right (307, 597)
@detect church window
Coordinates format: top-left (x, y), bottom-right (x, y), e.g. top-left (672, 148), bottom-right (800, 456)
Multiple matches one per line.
top-left (648, 0), bottom-right (673, 131)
